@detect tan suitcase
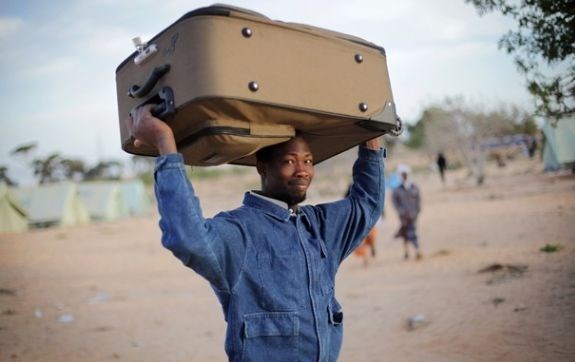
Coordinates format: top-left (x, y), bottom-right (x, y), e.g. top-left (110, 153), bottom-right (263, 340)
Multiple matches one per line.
top-left (116, 4), bottom-right (401, 166)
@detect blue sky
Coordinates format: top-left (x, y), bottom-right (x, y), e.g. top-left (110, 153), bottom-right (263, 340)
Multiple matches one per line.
top-left (0, 0), bottom-right (533, 182)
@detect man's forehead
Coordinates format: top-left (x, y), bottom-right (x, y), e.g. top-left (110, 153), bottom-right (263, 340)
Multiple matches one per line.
top-left (282, 150), bottom-right (313, 157)
top-left (275, 137), bottom-right (311, 155)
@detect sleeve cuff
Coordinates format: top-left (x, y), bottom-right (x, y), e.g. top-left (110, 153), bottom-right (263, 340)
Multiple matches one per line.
top-left (155, 153), bottom-right (185, 171)
top-left (358, 146), bottom-right (385, 161)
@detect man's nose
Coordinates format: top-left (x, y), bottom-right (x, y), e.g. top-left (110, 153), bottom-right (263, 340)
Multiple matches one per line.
top-left (294, 162), bottom-right (311, 177)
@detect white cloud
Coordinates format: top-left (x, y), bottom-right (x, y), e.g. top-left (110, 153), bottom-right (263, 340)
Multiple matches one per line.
top-left (0, 17), bottom-right (24, 39)
top-left (84, 27), bottom-right (142, 56)
top-left (21, 57), bottom-right (79, 78)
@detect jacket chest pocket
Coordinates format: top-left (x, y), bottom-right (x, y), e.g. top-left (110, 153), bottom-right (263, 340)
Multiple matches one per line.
top-left (241, 312), bottom-right (299, 362)
top-left (256, 238), bottom-right (306, 310)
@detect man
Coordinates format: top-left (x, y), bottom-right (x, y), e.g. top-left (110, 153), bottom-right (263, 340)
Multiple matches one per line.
top-left (436, 152), bottom-right (447, 184)
top-left (127, 104), bottom-right (385, 362)
top-left (392, 164), bottom-right (421, 260)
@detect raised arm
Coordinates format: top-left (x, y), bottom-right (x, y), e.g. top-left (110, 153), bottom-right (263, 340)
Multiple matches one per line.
top-left (125, 107), bottom-right (246, 292)
top-left (309, 136), bottom-right (385, 263)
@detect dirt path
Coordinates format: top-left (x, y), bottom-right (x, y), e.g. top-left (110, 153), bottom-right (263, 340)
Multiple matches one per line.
top-left (1, 157), bottom-right (574, 361)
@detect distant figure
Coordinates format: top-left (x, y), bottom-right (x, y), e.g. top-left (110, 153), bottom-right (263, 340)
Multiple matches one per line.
top-left (527, 137), bottom-right (537, 159)
top-left (436, 152), bottom-right (447, 184)
top-left (494, 152), bottom-right (506, 167)
top-left (346, 184), bottom-right (378, 266)
top-left (392, 164), bottom-right (422, 260)
top-left (353, 227), bottom-right (377, 267)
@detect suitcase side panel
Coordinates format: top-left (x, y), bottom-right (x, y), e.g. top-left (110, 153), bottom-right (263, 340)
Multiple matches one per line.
top-left (115, 8), bottom-right (398, 166)
top-left (116, 15), bottom-right (393, 129)
top-left (202, 16), bottom-right (393, 118)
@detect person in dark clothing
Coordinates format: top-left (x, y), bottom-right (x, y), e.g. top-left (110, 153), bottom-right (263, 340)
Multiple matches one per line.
top-left (527, 137), bottom-right (537, 159)
top-left (436, 152), bottom-right (447, 184)
top-left (392, 164), bottom-right (421, 260)
top-left (126, 104), bottom-right (385, 362)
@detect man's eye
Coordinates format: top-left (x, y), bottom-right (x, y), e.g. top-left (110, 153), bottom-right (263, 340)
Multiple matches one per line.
top-left (305, 159), bottom-right (313, 165)
top-left (284, 159), bottom-right (295, 164)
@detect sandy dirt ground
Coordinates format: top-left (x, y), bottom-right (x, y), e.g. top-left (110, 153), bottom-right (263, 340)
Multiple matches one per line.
top-left (1, 153), bottom-right (574, 362)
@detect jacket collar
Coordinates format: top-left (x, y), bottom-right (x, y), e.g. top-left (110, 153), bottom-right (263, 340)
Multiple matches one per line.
top-left (243, 191), bottom-right (299, 222)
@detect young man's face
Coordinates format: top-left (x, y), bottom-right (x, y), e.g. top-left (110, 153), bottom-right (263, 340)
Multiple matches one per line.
top-left (257, 137), bottom-right (314, 207)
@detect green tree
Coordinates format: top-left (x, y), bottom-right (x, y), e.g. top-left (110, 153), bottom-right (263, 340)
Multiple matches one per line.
top-left (61, 158), bottom-right (87, 180)
top-left (84, 160), bottom-right (123, 181)
top-left (466, 0), bottom-right (575, 118)
top-left (404, 121), bottom-right (425, 149)
top-left (32, 153), bottom-right (62, 184)
top-left (32, 153), bottom-right (86, 184)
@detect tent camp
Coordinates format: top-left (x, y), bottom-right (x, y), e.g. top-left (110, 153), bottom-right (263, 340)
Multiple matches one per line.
top-left (542, 116), bottom-right (575, 171)
top-left (119, 179), bottom-right (152, 216)
top-left (78, 181), bottom-right (128, 221)
top-left (10, 182), bottom-right (90, 228)
top-left (0, 182), bottom-right (28, 233)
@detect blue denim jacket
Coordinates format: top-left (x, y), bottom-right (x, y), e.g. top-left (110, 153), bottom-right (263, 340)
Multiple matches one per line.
top-left (154, 147), bottom-right (385, 362)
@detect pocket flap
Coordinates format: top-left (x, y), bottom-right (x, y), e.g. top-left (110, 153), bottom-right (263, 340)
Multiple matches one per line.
top-left (244, 312), bottom-right (299, 338)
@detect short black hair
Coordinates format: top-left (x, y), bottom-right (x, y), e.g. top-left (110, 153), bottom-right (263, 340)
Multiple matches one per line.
top-left (255, 132), bottom-right (305, 164)
top-left (255, 143), bottom-right (277, 163)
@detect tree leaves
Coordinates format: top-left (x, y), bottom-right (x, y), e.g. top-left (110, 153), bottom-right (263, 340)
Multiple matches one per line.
top-left (466, 0), bottom-right (575, 118)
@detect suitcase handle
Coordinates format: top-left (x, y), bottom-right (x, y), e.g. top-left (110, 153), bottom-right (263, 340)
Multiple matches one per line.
top-left (128, 64), bottom-right (171, 98)
top-left (150, 87), bottom-right (176, 119)
top-left (132, 86), bottom-right (175, 120)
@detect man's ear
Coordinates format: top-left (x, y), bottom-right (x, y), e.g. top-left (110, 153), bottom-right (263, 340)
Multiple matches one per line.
top-left (256, 160), bottom-right (266, 176)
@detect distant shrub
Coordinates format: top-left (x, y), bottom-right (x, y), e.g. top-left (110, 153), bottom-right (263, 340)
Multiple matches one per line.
top-left (539, 244), bottom-right (563, 253)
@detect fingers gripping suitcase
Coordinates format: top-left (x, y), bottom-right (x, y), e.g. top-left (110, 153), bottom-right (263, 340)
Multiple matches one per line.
top-left (116, 4), bottom-right (402, 166)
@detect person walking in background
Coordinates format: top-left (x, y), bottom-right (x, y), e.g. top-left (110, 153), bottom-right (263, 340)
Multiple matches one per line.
top-left (436, 152), bottom-right (447, 184)
top-left (345, 184), bottom-right (379, 267)
top-left (353, 227), bottom-right (377, 267)
top-left (527, 137), bottom-right (537, 159)
top-left (392, 164), bottom-right (422, 260)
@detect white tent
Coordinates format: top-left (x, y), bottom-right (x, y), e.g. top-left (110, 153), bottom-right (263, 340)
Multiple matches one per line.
top-left (11, 182), bottom-right (90, 228)
top-left (542, 116), bottom-right (575, 171)
top-left (119, 179), bottom-right (152, 216)
top-left (78, 181), bottom-right (128, 221)
top-left (0, 182), bottom-right (28, 233)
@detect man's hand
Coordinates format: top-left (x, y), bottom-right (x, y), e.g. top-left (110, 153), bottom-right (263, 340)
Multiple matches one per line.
top-left (125, 104), bottom-right (177, 155)
top-left (361, 136), bottom-right (382, 150)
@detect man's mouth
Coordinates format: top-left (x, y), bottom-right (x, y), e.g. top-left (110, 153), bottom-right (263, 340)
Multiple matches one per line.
top-left (290, 180), bottom-right (309, 190)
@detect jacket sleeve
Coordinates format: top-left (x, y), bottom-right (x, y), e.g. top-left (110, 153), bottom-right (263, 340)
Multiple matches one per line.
top-left (312, 146), bottom-right (385, 263)
top-left (153, 154), bottom-right (247, 292)
top-left (392, 188), bottom-right (406, 216)
top-left (414, 185), bottom-right (421, 216)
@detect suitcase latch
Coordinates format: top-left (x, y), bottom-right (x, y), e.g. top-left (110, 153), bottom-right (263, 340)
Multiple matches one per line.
top-left (132, 37), bottom-right (158, 65)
